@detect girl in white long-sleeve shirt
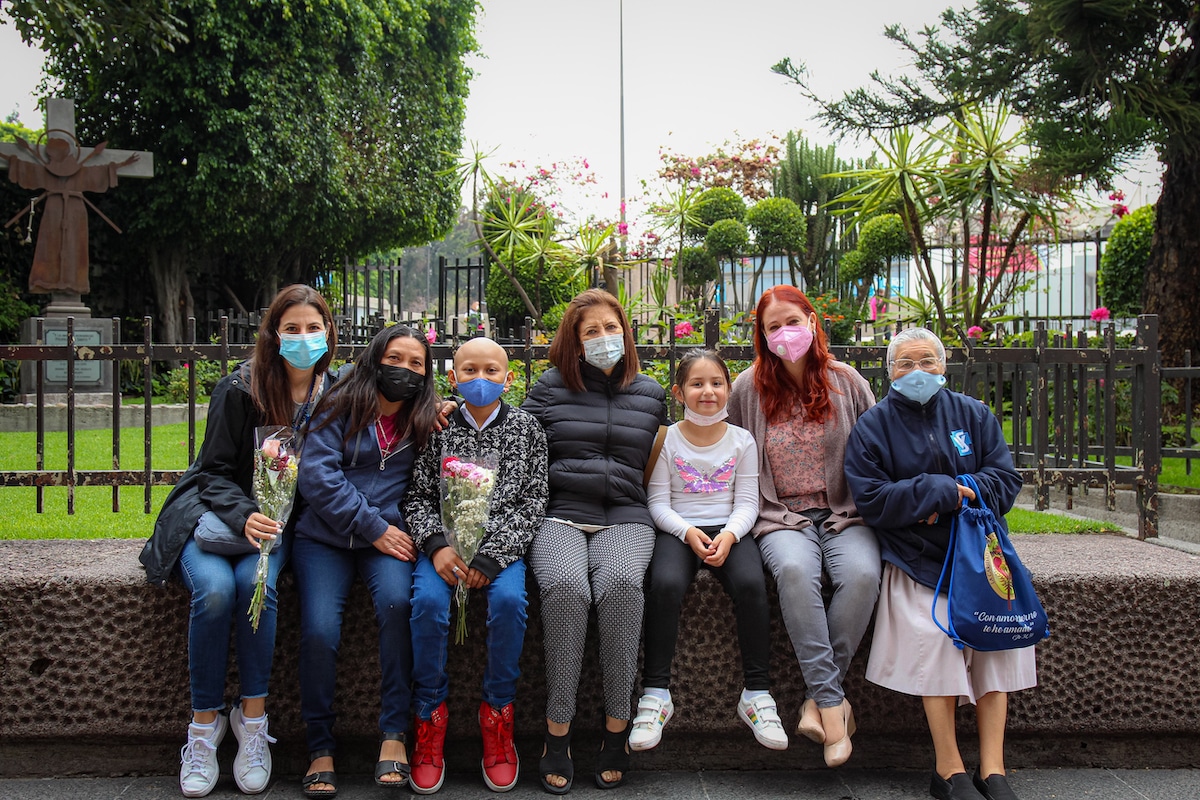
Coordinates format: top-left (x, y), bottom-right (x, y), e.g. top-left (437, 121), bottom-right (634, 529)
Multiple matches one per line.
top-left (629, 349), bottom-right (788, 754)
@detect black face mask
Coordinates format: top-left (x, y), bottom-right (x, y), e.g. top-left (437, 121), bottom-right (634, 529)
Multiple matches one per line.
top-left (377, 365), bottom-right (425, 403)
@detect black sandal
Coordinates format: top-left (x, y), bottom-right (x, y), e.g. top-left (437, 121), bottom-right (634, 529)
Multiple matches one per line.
top-left (302, 749), bottom-right (338, 798)
top-left (539, 727), bottom-right (574, 795)
top-left (375, 731), bottom-right (411, 787)
top-left (594, 725), bottom-right (631, 790)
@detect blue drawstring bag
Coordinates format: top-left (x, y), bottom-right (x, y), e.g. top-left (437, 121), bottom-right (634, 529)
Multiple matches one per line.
top-left (932, 474), bottom-right (1049, 651)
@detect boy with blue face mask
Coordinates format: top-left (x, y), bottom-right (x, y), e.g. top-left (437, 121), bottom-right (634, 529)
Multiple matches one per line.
top-left (403, 337), bottom-right (550, 794)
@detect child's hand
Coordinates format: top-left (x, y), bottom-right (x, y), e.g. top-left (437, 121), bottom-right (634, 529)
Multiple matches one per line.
top-left (432, 546), bottom-right (469, 587)
top-left (703, 531), bottom-right (735, 567)
top-left (465, 568), bottom-right (491, 589)
top-left (684, 526), bottom-right (714, 559)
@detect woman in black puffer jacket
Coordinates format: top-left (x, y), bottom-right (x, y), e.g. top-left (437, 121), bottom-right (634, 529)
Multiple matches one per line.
top-left (522, 289), bottom-right (666, 794)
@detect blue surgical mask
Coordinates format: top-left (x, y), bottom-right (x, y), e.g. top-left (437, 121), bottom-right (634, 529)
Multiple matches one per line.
top-left (890, 370), bottom-right (947, 405)
top-left (583, 333), bottom-right (625, 371)
top-left (456, 376), bottom-right (506, 407)
top-left (278, 331), bottom-right (328, 369)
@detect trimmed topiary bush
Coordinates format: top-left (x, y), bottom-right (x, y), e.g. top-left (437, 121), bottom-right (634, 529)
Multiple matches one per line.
top-left (1099, 205), bottom-right (1154, 318)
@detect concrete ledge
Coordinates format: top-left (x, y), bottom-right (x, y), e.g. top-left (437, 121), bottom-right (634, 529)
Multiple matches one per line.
top-left (1, 534), bottom-right (1198, 777)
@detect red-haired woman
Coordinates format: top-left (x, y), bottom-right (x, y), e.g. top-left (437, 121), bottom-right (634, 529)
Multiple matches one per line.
top-left (727, 285), bottom-right (881, 769)
top-left (522, 289), bottom-right (666, 793)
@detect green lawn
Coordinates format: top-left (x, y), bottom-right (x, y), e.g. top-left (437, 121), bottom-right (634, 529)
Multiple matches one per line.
top-left (0, 421), bottom-right (203, 539)
top-left (1006, 507), bottom-right (1122, 534)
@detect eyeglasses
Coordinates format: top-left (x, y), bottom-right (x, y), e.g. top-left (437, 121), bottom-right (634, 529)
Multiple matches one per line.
top-left (889, 357), bottom-right (943, 372)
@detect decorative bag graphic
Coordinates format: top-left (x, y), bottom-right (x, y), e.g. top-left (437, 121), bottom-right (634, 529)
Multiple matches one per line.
top-left (932, 474), bottom-right (1049, 651)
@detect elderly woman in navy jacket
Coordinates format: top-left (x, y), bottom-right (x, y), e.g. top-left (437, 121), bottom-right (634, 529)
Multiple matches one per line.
top-left (844, 327), bottom-right (1033, 800)
top-left (292, 325), bottom-right (442, 797)
top-left (522, 289), bottom-right (666, 793)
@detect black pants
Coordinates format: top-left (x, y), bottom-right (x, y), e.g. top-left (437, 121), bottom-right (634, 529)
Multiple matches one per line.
top-left (641, 526), bottom-right (771, 691)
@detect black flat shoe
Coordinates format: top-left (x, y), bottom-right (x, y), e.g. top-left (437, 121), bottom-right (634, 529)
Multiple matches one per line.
top-left (930, 769), bottom-right (986, 800)
top-left (375, 731), bottom-right (411, 788)
top-left (303, 749), bottom-right (338, 798)
top-left (539, 727), bottom-right (573, 795)
top-left (973, 770), bottom-right (1020, 800)
top-left (594, 725), bottom-right (630, 790)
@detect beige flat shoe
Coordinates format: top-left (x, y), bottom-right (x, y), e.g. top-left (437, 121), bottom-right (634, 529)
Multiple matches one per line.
top-left (823, 700), bottom-right (856, 768)
top-left (797, 698), bottom-right (825, 744)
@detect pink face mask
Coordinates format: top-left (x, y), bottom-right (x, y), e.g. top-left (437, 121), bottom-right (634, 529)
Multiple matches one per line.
top-left (766, 324), bottom-right (814, 363)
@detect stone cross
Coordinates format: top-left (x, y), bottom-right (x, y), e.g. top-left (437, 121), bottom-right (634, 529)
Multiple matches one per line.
top-left (1, 98), bottom-right (153, 314)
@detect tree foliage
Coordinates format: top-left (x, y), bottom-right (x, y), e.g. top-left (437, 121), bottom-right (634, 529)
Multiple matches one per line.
top-left (774, 0), bottom-right (1200, 363)
top-left (1099, 205), bottom-right (1155, 318)
top-left (4, 0), bottom-right (185, 55)
top-left (39, 0), bottom-right (475, 341)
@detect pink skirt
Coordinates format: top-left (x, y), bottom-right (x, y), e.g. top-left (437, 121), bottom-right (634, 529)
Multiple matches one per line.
top-left (866, 564), bottom-right (1037, 705)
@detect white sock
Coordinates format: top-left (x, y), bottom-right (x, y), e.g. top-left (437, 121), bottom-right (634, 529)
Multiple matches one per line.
top-left (241, 711), bottom-right (267, 725)
top-left (190, 718), bottom-right (219, 737)
top-left (741, 688), bottom-right (770, 704)
top-left (644, 687), bottom-right (671, 704)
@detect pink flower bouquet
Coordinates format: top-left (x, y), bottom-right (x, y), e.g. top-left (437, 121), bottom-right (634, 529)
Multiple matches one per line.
top-left (248, 426), bottom-right (300, 632)
top-left (440, 452), bottom-right (498, 643)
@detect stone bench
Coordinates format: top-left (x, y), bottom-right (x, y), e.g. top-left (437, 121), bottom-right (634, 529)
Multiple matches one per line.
top-left (1, 534), bottom-right (1197, 778)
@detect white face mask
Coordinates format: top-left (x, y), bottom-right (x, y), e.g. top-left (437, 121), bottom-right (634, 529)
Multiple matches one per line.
top-left (683, 406), bottom-right (729, 426)
top-left (583, 333), bottom-right (625, 370)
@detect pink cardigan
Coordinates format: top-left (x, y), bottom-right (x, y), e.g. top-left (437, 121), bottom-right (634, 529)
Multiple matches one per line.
top-left (727, 360), bottom-right (876, 538)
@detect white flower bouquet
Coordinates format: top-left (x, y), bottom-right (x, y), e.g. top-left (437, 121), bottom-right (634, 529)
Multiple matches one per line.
top-left (248, 425), bottom-right (300, 632)
top-left (440, 452), bottom-right (497, 644)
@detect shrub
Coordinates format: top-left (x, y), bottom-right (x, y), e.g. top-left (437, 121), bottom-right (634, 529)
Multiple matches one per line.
top-left (161, 360), bottom-right (223, 403)
top-left (687, 187), bottom-right (746, 238)
top-left (1099, 205), bottom-right (1154, 318)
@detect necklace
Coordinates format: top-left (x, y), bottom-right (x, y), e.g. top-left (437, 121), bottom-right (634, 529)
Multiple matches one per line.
top-left (375, 416), bottom-right (403, 470)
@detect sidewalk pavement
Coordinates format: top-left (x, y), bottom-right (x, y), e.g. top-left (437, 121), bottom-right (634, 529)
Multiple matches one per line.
top-left (4, 768), bottom-right (1200, 799)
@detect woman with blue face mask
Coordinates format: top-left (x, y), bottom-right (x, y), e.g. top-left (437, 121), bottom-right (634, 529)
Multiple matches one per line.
top-left (844, 327), bottom-right (1031, 800)
top-left (726, 284), bottom-right (880, 770)
top-left (140, 285), bottom-right (337, 798)
top-left (521, 289), bottom-right (666, 793)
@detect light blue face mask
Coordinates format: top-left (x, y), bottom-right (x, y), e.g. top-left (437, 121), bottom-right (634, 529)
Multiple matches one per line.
top-left (278, 331), bottom-right (328, 369)
top-left (890, 369), bottom-right (947, 405)
top-left (456, 376), bottom-right (506, 407)
top-left (583, 333), bottom-right (625, 371)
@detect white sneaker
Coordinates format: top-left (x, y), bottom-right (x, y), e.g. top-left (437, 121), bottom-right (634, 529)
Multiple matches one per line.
top-left (179, 714), bottom-right (228, 798)
top-left (230, 705), bottom-right (277, 794)
top-left (736, 694), bottom-right (789, 751)
top-left (628, 694), bottom-right (674, 752)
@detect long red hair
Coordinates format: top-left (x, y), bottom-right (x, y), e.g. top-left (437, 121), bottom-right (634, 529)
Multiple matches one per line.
top-left (752, 285), bottom-right (836, 424)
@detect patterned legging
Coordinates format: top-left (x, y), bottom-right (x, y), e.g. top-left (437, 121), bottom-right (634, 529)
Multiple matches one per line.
top-left (528, 519), bottom-right (656, 723)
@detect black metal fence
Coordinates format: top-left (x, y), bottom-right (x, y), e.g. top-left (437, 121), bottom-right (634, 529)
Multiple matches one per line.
top-left (0, 314), bottom-right (1169, 538)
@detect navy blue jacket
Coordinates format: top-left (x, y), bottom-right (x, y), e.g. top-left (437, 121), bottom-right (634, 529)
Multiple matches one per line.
top-left (522, 360), bottom-right (666, 528)
top-left (295, 403), bottom-right (416, 549)
top-left (844, 387), bottom-right (1022, 590)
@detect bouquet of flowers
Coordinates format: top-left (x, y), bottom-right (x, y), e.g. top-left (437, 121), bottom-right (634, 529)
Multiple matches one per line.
top-left (248, 426), bottom-right (300, 632)
top-left (441, 451), bottom-right (498, 644)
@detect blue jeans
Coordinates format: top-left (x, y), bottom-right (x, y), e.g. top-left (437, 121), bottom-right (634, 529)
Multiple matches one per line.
top-left (411, 554), bottom-right (528, 718)
top-left (292, 536), bottom-right (414, 754)
top-left (757, 522), bottom-right (881, 708)
top-left (175, 518), bottom-right (292, 713)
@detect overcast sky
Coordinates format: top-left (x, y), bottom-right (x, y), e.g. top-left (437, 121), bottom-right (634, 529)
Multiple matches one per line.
top-left (1, 1), bottom-right (1162, 218)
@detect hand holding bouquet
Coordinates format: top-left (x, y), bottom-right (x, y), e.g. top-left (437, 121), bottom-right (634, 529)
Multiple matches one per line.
top-left (441, 452), bottom-right (497, 644)
top-left (248, 426), bottom-right (300, 632)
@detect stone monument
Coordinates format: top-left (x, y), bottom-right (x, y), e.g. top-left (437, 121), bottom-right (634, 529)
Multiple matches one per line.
top-left (1, 98), bottom-right (154, 403)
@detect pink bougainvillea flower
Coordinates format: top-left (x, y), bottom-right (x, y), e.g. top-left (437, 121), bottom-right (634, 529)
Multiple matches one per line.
top-left (617, 222), bottom-right (629, 236)
top-left (674, 321), bottom-right (694, 338)
top-left (1091, 307), bottom-right (1111, 322)
top-left (425, 328), bottom-right (438, 343)
top-left (967, 326), bottom-right (983, 338)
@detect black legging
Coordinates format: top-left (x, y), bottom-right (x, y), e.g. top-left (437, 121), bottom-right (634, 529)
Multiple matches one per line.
top-left (641, 526), bottom-right (771, 691)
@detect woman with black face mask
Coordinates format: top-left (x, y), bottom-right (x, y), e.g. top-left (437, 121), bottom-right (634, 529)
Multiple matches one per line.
top-left (292, 324), bottom-right (441, 798)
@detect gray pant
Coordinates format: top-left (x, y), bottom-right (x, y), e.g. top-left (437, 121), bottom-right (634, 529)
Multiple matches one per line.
top-left (529, 519), bottom-right (656, 723)
top-left (757, 521), bottom-right (881, 708)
